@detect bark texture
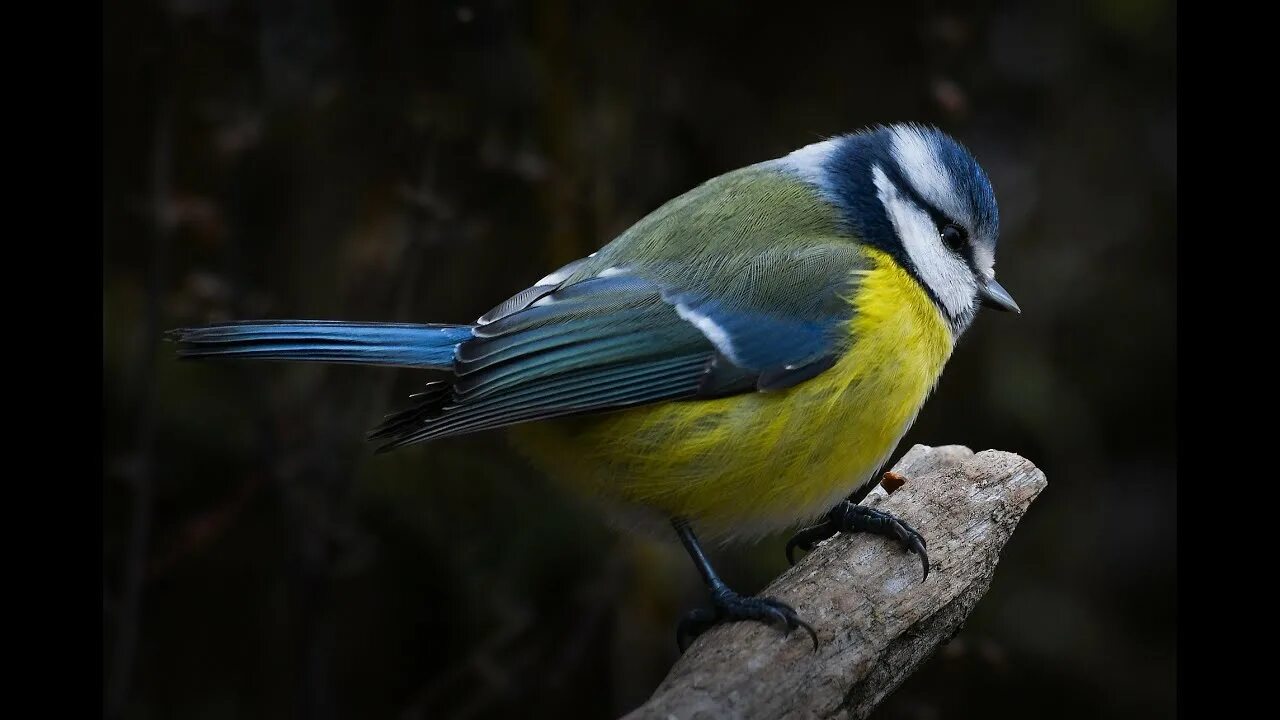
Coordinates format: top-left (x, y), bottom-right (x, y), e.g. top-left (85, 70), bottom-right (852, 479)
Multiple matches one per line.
top-left (623, 444), bottom-right (1047, 720)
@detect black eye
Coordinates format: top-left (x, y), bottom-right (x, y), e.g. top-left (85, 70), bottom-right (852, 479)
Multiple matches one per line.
top-left (940, 224), bottom-right (967, 252)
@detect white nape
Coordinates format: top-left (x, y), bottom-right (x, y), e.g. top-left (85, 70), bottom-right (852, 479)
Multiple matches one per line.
top-left (772, 138), bottom-right (840, 195)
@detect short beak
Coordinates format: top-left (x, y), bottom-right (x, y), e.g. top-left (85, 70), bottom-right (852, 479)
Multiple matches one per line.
top-left (979, 277), bottom-right (1021, 313)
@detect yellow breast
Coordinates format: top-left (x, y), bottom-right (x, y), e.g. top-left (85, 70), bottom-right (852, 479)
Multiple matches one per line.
top-left (510, 248), bottom-right (954, 537)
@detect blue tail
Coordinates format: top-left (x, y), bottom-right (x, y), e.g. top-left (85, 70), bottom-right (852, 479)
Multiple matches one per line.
top-left (167, 320), bottom-right (473, 370)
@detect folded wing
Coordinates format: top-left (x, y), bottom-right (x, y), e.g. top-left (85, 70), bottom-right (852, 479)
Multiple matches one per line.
top-left (370, 242), bottom-right (868, 451)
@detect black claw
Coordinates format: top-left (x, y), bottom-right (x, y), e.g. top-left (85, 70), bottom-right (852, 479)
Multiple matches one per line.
top-left (785, 502), bottom-right (931, 581)
top-left (761, 598), bottom-right (819, 650)
top-left (676, 590), bottom-right (819, 653)
top-left (676, 608), bottom-right (719, 652)
top-left (785, 521), bottom-right (839, 565)
top-left (896, 524), bottom-right (930, 580)
top-left (765, 606), bottom-right (789, 628)
top-left (674, 517), bottom-right (821, 654)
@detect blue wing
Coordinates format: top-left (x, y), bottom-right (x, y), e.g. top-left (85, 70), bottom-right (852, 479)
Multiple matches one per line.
top-left (370, 244), bottom-right (864, 450)
top-left (171, 166), bottom-right (873, 451)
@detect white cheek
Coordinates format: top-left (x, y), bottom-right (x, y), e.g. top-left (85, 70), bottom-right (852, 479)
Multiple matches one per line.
top-left (872, 165), bottom-right (976, 322)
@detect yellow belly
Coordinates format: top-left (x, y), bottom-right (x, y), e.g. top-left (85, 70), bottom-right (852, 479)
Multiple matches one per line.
top-left (509, 249), bottom-right (954, 538)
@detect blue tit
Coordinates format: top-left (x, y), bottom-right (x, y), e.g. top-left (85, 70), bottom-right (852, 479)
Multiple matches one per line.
top-left (169, 123), bottom-right (1019, 650)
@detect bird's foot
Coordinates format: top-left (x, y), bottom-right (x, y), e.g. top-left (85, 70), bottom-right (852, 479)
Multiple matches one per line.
top-left (677, 587), bottom-right (817, 653)
top-left (785, 501), bottom-right (929, 579)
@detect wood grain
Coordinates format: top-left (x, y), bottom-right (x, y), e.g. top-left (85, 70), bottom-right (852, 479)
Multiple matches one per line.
top-left (622, 444), bottom-right (1047, 720)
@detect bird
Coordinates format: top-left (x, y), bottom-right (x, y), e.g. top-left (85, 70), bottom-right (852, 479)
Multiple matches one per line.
top-left (168, 123), bottom-right (1019, 652)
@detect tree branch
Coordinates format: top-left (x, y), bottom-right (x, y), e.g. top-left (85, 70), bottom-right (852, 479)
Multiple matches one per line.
top-left (623, 445), bottom-right (1047, 720)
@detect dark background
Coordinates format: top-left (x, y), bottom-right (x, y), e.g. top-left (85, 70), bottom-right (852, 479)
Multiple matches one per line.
top-left (103, 1), bottom-right (1176, 718)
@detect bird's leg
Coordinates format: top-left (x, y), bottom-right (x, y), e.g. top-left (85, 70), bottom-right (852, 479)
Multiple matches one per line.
top-left (784, 485), bottom-right (929, 579)
top-left (672, 517), bottom-right (818, 653)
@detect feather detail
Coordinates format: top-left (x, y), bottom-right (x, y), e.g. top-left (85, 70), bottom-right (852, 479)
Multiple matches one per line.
top-left (167, 320), bottom-right (472, 369)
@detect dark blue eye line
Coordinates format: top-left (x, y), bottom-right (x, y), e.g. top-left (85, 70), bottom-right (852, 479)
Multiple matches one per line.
top-left (878, 158), bottom-right (970, 244)
top-left (940, 224), bottom-right (984, 278)
top-left (823, 131), bottom-right (982, 300)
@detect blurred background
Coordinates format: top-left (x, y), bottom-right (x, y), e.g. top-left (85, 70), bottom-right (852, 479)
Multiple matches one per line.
top-left (103, 0), bottom-right (1176, 718)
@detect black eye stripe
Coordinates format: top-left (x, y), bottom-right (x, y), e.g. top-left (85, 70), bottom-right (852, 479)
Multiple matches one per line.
top-left (882, 161), bottom-right (968, 237)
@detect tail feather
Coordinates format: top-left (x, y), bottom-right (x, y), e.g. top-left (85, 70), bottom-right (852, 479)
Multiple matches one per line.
top-left (366, 381), bottom-right (453, 445)
top-left (167, 320), bottom-right (472, 370)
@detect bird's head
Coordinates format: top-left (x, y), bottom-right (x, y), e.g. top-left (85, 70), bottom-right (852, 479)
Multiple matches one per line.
top-left (778, 123), bottom-right (1018, 335)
